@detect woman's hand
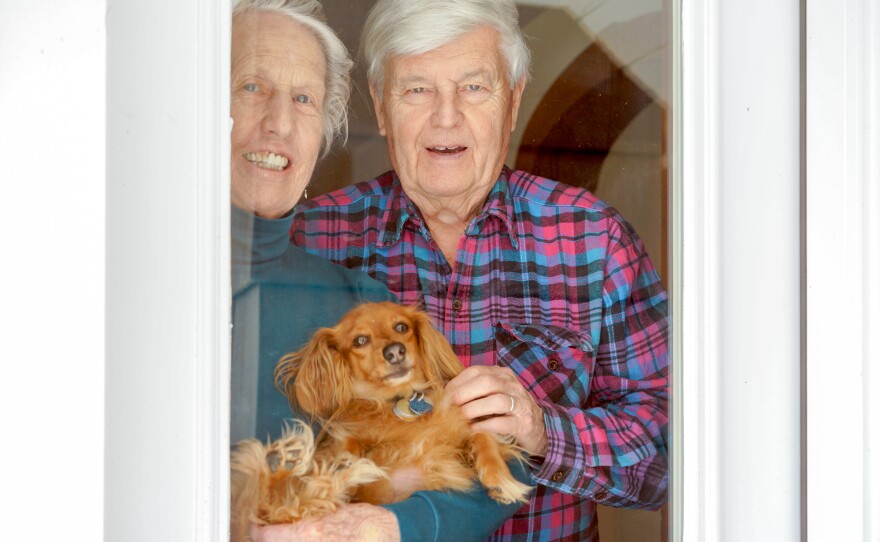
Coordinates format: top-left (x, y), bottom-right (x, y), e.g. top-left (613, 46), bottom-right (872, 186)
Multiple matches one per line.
top-left (249, 503), bottom-right (400, 542)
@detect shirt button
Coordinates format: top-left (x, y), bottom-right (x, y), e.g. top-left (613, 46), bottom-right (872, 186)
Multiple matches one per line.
top-left (551, 470), bottom-right (565, 482)
top-left (548, 357), bottom-right (560, 371)
top-left (595, 491), bottom-right (608, 500)
top-left (452, 299), bottom-right (463, 312)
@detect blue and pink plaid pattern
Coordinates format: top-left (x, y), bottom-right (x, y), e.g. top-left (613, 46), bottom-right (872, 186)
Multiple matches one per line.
top-left (292, 167), bottom-right (669, 541)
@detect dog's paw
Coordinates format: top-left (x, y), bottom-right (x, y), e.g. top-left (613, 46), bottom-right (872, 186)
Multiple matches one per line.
top-left (265, 447), bottom-right (304, 473)
top-left (264, 420), bottom-right (317, 477)
top-left (480, 468), bottom-right (533, 505)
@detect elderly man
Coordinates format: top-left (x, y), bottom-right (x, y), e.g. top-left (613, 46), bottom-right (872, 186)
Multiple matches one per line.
top-left (292, 0), bottom-right (669, 540)
top-left (230, 1), bottom-right (528, 541)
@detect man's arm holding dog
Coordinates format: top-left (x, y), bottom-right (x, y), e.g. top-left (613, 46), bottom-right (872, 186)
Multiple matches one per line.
top-left (442, 227), bottom-right (670, 509)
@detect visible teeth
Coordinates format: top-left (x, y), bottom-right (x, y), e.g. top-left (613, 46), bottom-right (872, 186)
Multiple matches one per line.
top-left (245, 152), bottom-right (289, 170)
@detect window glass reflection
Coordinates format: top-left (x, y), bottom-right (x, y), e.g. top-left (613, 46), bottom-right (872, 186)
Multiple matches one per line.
top-left (231, 2), bottom-right (670, 541)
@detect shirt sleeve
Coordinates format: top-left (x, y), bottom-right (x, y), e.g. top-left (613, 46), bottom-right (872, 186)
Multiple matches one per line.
top-left (382, 458), bottom-right (530, 542)
top-left (530, 217), bottom-right (669, 509)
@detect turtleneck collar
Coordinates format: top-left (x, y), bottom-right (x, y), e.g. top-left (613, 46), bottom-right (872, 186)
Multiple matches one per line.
top-left (231, 205), bottom-right (293, 266)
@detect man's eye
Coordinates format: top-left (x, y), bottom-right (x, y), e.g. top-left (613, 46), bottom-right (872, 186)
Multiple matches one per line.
top-left (409, 87), bottom-right (426, 94)
top-left (243, 83), bottom-right (259, 93)
top-left (465, 84), bottom-right (483, 92)
top-left (294, 94), bottom-right (312, 104)
top-left (353, 335), bottom-right (370, 347)
top-left (393, 322), bottom-right (409, 334)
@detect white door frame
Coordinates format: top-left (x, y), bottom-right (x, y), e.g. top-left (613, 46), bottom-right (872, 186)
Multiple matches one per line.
top-left (675, 0), bottom-right (880, 541)
top-left (104, 0), bottom-right (230, 541)
top-left (804, 0), bottom-right (879, 540)
top-left (676, 0), bottom-right (802, 539)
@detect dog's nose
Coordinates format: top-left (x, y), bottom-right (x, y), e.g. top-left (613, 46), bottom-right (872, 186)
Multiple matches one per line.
top-left (383, 342), bottom-right (406, 364)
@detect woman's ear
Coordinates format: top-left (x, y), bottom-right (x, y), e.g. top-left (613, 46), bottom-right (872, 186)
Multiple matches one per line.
top-left (276, 328), bottom-right (352, 420)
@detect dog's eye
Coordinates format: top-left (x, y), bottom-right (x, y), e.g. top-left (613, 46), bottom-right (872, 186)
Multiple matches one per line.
top-left (394, 322), bottom-right (409, 334)
top-left (352, 335), bottom-right (370, 347)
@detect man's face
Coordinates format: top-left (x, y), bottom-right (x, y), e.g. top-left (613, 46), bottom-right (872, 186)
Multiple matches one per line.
top-left (230, 11), bottom-right (326, 219)
top-left (371, 26), bottom-right (525, 214)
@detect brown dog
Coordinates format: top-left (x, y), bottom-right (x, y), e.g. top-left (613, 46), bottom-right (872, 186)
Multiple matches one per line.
top-left (230, 302), bottom-right (531, 539)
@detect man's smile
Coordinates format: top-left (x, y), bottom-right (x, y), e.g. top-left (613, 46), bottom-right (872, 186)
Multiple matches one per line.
top-left (427, 146), bottom-right (467, 155)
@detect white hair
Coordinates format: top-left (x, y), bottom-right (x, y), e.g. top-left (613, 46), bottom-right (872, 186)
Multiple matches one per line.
top-left (361, 0), bottom-right (531, 96)
top-left (233, 0), bottom-right (352, 156)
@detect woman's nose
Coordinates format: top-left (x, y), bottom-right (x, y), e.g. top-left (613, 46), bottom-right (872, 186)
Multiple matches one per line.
top-left (261, 92), bottom-right (294, 137)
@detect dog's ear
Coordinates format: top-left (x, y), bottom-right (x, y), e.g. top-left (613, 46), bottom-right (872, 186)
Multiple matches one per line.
top-left (275, 327), bottom-right (352, 420)
top-left (413, 310), bottom-right (464, 384)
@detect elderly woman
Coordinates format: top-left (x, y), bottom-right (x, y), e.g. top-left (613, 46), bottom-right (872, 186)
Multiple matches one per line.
top-left (292, 0), bottom-right (670, 540)
top-left (229, 0), bottom-right (392, 446)
top-left (230, 1), bottom-right (526, 541)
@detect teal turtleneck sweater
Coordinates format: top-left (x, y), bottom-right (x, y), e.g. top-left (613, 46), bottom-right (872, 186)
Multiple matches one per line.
top-left (230, 205), bottom-right (528, 541)
top-left (231, 205), bottom-right (395, 442)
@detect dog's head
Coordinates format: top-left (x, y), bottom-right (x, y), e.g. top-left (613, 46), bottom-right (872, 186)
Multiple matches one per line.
top-left (275, 302), bottom-right (463, 420)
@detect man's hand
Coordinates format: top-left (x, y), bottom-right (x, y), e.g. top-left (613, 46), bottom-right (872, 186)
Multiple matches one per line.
top-left (250, 503), bottom-right (400, 542)
top-left (443, 365), bottom-right (548, 457)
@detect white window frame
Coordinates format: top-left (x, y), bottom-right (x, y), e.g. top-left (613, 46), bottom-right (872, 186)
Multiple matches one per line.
top-left (675, 0), bottom-right (802, 539)
top-left (103, 0), bottom-right (880, 540)
top-left (675, 0), bottom-right (880, 541)
top-left (105, 1), bottom-right (230, 540)
top-left (804, 0), bottom-right (879, 540)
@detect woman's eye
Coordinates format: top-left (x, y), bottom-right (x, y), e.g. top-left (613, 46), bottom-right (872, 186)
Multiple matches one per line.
top-left (243, 83), bottom-right (259, 93)
top-left (294, 94), bottom-right (312, 104)
top-left (353, 335), bottom-right (370, 347)
top-left (394, 322), bottom-right (409, 334)
top-left (410, 87), bottom-right (426, 94)
top-left (465, 84), bottom-right (482, 92)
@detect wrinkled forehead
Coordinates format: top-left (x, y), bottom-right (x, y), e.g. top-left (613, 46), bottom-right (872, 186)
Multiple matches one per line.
top-left (231, 11), bottom-right (326, 75)
top-left (384, 26), bottom-right (507, 83)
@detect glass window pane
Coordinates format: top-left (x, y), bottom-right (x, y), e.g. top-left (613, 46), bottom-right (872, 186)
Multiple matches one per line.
top-left (230, 2), bottom-right (671, 541)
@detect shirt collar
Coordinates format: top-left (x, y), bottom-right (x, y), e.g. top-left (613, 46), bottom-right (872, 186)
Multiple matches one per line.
top-left (377, 167), bottom-right (518, 249)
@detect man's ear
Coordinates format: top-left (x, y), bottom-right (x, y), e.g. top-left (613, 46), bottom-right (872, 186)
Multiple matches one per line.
top-left (509, 76), bottom-right (527, 132)
top-left (369, 82), bottom-right (387, 136)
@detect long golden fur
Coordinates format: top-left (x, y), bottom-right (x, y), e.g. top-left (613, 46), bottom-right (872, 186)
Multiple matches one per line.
top-left (231, 302), bottom-right (531, 539)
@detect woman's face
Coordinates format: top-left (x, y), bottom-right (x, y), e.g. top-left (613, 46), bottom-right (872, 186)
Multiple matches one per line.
top-left (230, 11), bottom-right (326, 219)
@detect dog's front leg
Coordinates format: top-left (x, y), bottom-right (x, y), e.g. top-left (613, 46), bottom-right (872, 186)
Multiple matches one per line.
top-left (352, 465), bottom-right (432, 505)
top-left (470, 432), bottom-right (532, 504)
top-left (334, 437), bottom-right (399, 504)
top-left (340, 437), bottom-right (368, 458)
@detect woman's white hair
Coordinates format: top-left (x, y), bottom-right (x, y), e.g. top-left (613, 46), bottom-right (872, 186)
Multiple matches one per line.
top-left (361, 0), bottom-right (531, 97)
top-left (233, 0), bottom-right (352, 156)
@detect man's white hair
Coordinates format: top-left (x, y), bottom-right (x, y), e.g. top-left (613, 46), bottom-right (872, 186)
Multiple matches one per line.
top-left (233, 0), bottom-right (352, 156)
top-left (361, 0), bottom-right (531, 97)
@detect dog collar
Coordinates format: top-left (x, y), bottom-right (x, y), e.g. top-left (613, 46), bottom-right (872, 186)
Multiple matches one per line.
top-left (393, 391), bottom-right (433, 420)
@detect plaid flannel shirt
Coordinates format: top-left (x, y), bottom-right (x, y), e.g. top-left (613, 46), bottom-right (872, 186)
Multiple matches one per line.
top-left (291, 167), bottom-right (669, 541)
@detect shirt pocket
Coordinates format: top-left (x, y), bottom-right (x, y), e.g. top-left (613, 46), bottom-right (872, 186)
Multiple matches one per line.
top-left (494, 322), bottom-right (594, 407)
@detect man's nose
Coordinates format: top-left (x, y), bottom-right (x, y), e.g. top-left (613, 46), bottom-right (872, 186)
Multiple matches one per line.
top-left (431, 90), bottom-right (463, 128)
